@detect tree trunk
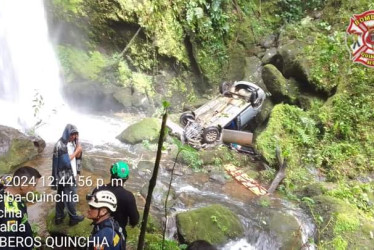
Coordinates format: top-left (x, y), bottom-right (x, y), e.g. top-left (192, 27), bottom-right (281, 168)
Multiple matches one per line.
top-left (137, 113), bottom-right (168, 250)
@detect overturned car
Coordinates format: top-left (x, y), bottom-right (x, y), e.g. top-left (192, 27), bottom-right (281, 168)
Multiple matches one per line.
top-left (180, 81), bottom-right (266, 148)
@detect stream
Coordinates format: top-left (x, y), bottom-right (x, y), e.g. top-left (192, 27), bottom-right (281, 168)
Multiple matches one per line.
top-left (0, 0), bottom-right (316, 249)
top-left (22, 113), bottom-right (316, 250)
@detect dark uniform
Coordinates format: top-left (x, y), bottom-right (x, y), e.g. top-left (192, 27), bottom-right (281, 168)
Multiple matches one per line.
top-left (0, 190), bottom-right (33, 250)
top-left (99, 185), bottom-right (139, 233)
top-left (89, 217), bottom-right (125, 250)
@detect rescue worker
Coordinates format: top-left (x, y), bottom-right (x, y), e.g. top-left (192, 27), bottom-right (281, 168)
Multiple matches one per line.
top-left (87, 190), bottom-right (125, 250)
top-left (52, 124), bottom-right (84, 225)
top-left (96, 161), bottom-right (139, 248)
top-left (0, 166), bottom-right (41, 250)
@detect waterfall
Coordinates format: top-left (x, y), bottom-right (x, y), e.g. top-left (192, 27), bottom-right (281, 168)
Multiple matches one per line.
top-left (0, 0), bottom-right (65, 131)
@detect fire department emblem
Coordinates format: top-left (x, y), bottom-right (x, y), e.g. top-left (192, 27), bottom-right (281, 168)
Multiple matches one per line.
top-left (346, 10), bottom-right (374, 68)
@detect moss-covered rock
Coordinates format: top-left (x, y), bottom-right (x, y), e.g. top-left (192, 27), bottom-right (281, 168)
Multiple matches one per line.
top-left (0, 125), bottom-right (42, 173)
top-left (116, 118), bottom-right (160, 144)
top-left (307, 195), bottom-right (374, 250)
top-left (278, 41), bottom-right (310, 83)
top-left (262, 64), bottom-right (299, 104)
top-left (176, 204), bottom-right (243, 245)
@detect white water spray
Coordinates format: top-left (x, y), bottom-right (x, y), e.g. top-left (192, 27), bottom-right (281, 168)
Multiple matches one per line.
top-left (0, 0), bottom-right (65, 130)
top-left (0, 0), bottom-right (131, 144)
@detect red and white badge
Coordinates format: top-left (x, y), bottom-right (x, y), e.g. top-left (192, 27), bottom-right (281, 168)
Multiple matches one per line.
top-left (346, 10), bottom-right (374, 68)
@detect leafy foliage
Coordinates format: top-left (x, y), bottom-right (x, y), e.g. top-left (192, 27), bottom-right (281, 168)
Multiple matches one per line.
top-left (180, 144), bottom-right (203, 170)
top-left (279, 0), bottom-right (326, 22)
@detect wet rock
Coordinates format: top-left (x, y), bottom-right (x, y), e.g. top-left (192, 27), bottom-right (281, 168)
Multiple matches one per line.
top-left (138, 160), bottom-right (154, 171)
top-left (0, 125), bottom-right (42, 173)
top-left (129, 88), bottom-right (152, 111)
top-left (262, 64), bottom-right (299, 104)
top-left (176, 204), bottom-right (244, 245)
top-left (209, 173), bottom-right (226, 185)
top-left (112, 87), bottom-right (133, 108)
top-left (29, 136), bottom-right (46, 153)
top-left (116, 118), bottom-right (160, 144)
top-left (140, 180), bottom-right (176, 208)
top-left (267, 211), bottom-right (302, 249)
top-left (261, 48), bottom-right (278, 65)
top-left (260, 34), bottom-right (278, 48)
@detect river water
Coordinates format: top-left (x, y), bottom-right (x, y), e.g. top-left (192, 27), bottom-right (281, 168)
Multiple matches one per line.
top-left (0, 0), bottom-right (316, 249)
top-left (22, 112), bottom-right (316, 249)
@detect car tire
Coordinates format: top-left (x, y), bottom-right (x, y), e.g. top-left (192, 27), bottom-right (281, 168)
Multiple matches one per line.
top-left (203, 127), bottom-right (220, 143)
top-left (180, 112), bottom-right (195, 127)
top-left (219, 81), bottom-right (231, 95)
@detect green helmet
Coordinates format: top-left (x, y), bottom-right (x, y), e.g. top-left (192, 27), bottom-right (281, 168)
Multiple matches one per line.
top-left (111, 161), bottom-right (130, 179)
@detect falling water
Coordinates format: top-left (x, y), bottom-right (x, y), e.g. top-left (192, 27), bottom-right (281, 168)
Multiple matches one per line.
top-left (0, 0), bottom-right (131, 144)
top-left (0, 0), bottom-right (65, 131)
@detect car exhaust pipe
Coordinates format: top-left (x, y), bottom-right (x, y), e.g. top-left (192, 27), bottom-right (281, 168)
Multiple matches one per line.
top-left (222, 129), bottom-right (253, 146)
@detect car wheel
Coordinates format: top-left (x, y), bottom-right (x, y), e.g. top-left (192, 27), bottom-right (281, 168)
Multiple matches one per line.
top-left (219, 81), bottom-right (231, 95)
top-left (180, 112), bottom-right (195, 127)
top-left (203, 127), bottom-right (220, 143)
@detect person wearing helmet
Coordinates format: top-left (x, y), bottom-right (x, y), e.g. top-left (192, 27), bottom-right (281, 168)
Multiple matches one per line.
top-left (87, 190), bottom-right (125, 250)
top-left (96, 161), bottom-right (139, 248)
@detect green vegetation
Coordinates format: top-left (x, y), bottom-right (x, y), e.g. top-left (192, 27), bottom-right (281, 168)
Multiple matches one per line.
top-left (180, 146), bottom-right (204, 170)
top-left (47, 0), bottom-right (374, 248)
top-left (278, 0), bottom-right (326, 22)
top-left (57, 46), bottom-right (108, 83)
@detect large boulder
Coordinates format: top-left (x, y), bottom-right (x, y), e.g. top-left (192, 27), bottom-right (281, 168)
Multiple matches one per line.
top-left (305, 195), bottom-right (374, 249)
top-left (0, 125), bottom-right (45, 173)
top-left (176, 204), bottom-right (244, 245)
top-left (278, 41), bottom-right (310, 84)
top-left (257, 210), bottom-right (302, 250)
top-left (262, 64), bottom-right (299, 103)
top-left (116, 118), bottom-right (161, 144)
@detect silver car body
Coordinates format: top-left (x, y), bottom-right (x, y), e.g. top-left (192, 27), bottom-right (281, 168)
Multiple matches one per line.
top-left (181, 81), bottom-right (266, 147)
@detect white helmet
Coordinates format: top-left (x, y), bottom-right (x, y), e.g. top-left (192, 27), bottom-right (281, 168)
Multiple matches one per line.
top-left (87, 190), bottom-right (117, 212)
